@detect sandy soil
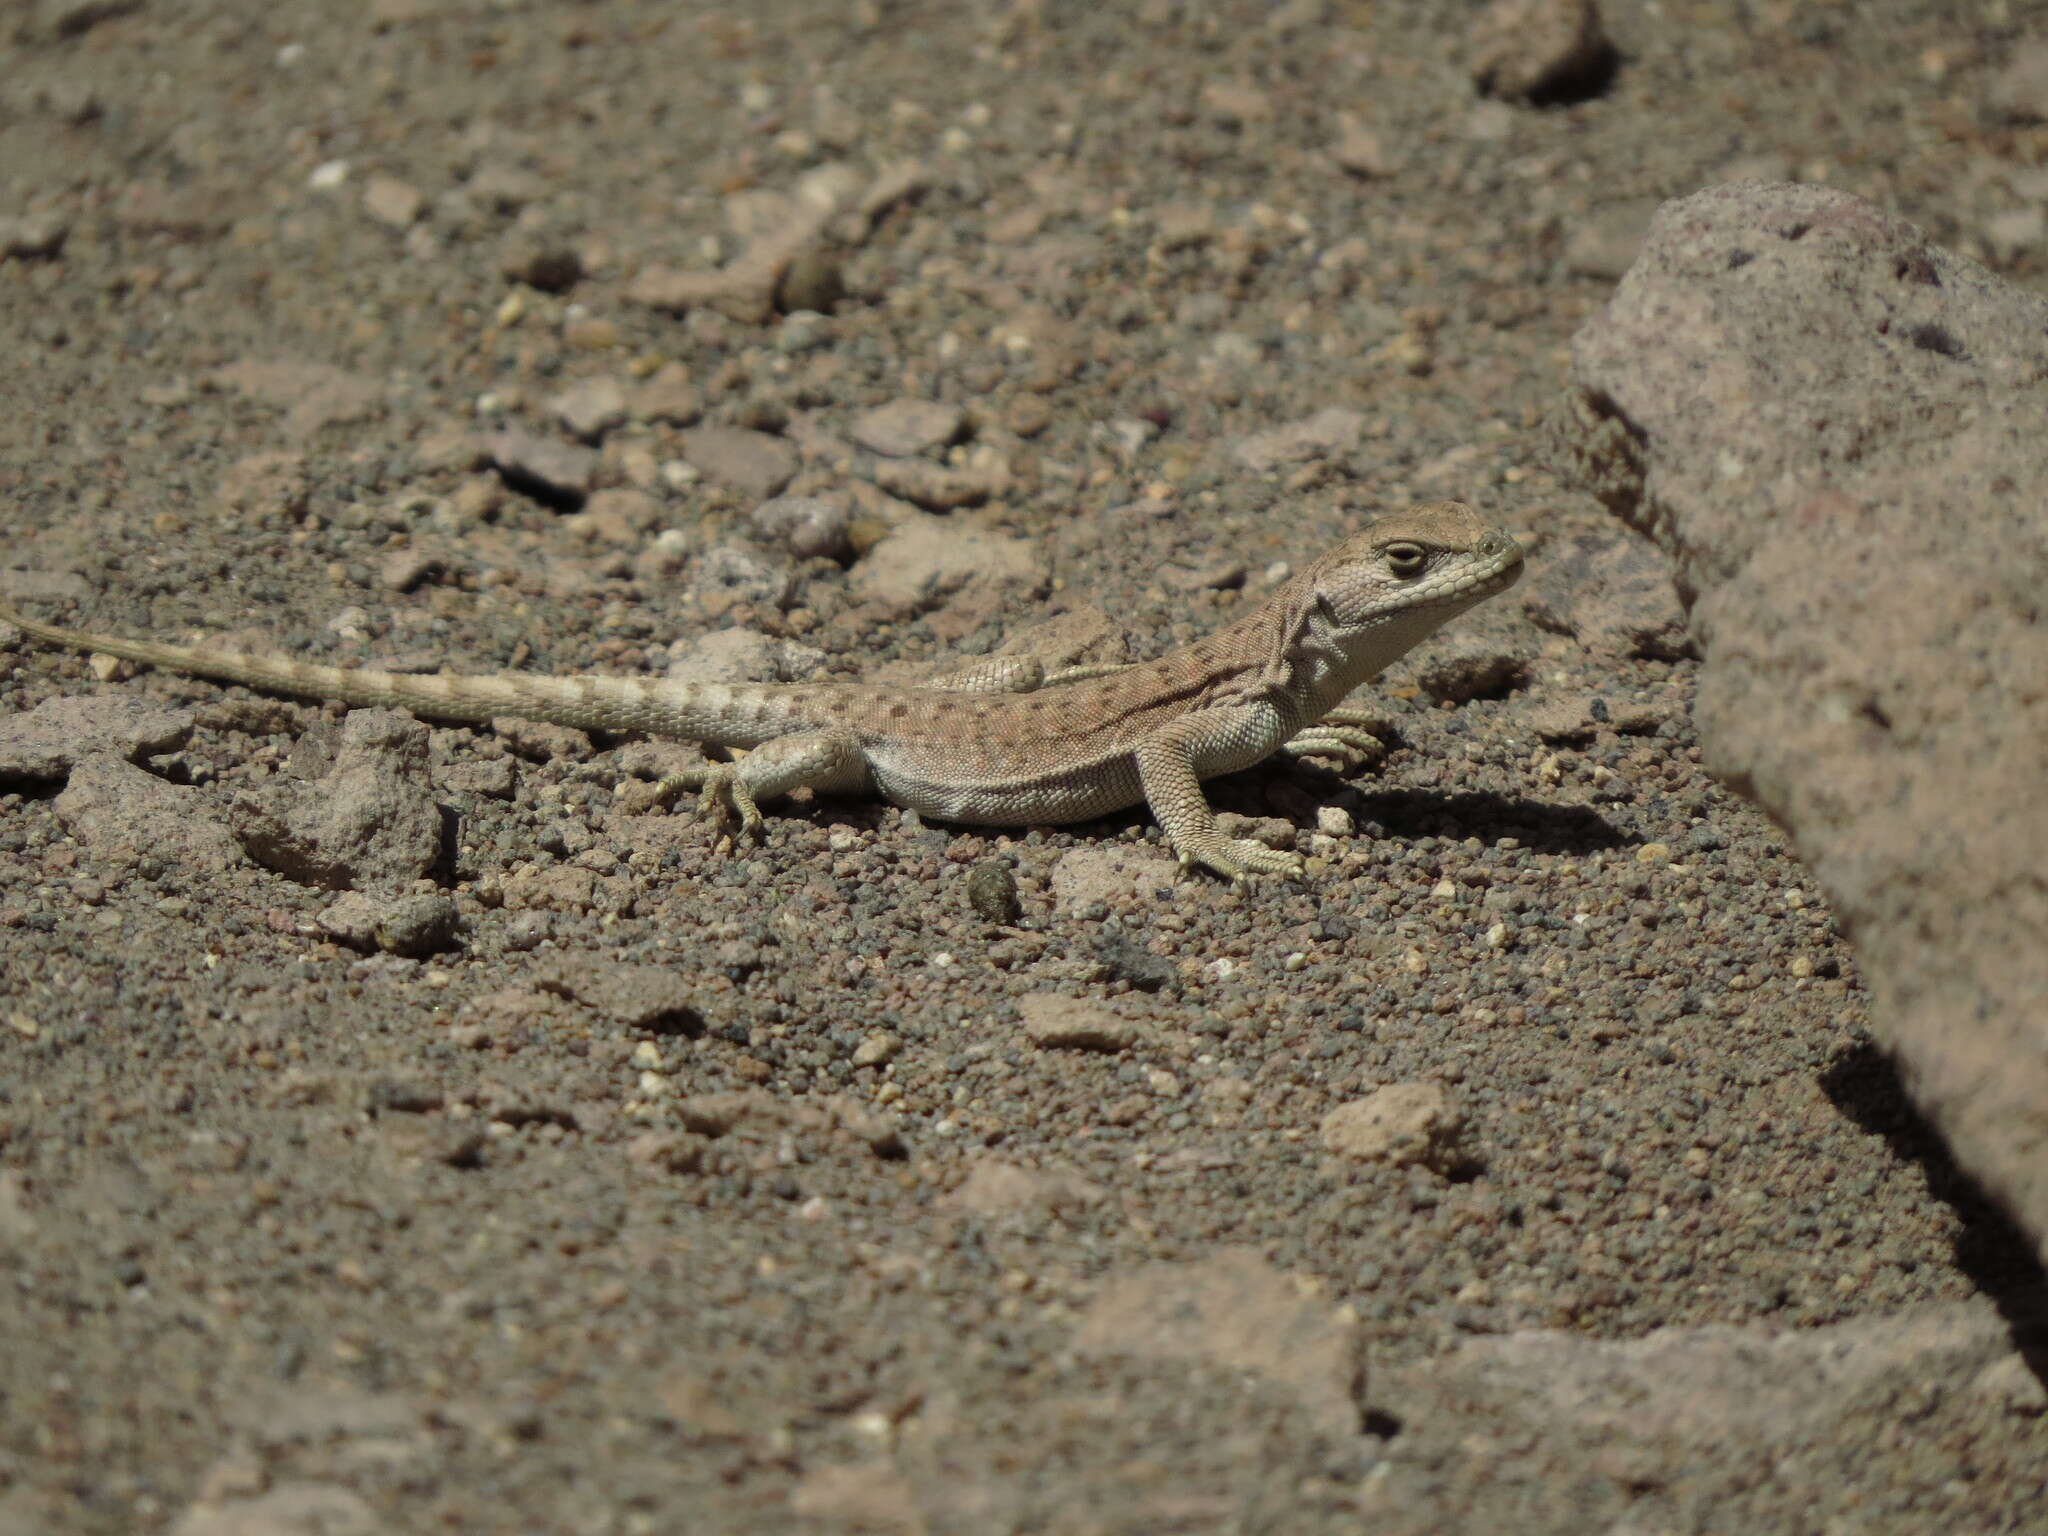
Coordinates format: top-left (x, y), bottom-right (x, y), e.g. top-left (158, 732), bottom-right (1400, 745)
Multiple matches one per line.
top-left (1, 2), bottom-right (2044, 1532)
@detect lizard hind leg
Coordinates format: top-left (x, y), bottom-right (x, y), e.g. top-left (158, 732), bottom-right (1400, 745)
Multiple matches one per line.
top-left (654, 729), bottom-right (872, 851)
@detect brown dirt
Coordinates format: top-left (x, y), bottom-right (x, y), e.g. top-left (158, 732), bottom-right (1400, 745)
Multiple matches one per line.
top-left (1, 2), bottom-right (2044, 1533)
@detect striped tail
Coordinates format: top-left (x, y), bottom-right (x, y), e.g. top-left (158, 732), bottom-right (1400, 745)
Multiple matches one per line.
top-left (0, 601), bottom-right (682, 736)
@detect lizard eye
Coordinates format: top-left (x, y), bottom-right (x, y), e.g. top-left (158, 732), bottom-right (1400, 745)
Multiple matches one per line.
top-left (1384, 542), bottom-right (1427, 577)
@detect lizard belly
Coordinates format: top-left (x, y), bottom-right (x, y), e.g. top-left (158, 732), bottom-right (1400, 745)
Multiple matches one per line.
top-left (867, 753), bottom-right (1147, 827)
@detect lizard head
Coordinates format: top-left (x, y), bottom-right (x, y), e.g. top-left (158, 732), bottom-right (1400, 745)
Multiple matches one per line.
top-left (1307, 501), bottom-right (1524, 632)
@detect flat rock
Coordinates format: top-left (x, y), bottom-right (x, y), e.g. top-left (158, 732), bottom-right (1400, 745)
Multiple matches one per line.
top-left (1017, 994), bottom-right (1144, 1052)
top-left (0, 694), bottom-right (194, 782)
top-left (486, 429), bottom-right (596, 506)
top-left (851, 398), bottom-right (966, 457)
top-left (678, 425), bottom-right (798, 500)
top-left (941, 1157), bottom-right (1106, 1225)
top-left (547, 375), bottom-right (628, 442)
top-left (874, 457), bottom-right (1006, 511)
top-left (748, 494), bottom-right (852, 561)
top-left (1233, 407), bottom-right (1366, 474)
top-left (317, 889), bottom-right (458, 957)
top-left (1557, 180), bottom-right (2048, 1264)
top-left (1073, 1248), bottom-right (1362, 1436)
top-left (1320, 1081), bottom-right (1468, 1171)
top-left (1517, 528), bottom-right (1692, 660)
top-left (1406, 632), bottom-right (1526, 704)
top-left (846, 514), bottom-right (1045, 614)
top-left (1383, 1300), bottom-right (2014, 1452)
top-left (1469, 0), bottom-right (1612, 103)
top-left (1049, 845), bottom-right (1179, 913)
top-left (626, 361), bottom-right (703, 426)
top-left (207, 358), bottom-right (381, 440)
top-left (228, 710), bottom-right (443, 890)
top-left (537, 961), bottom-right (705, 1035)
top-left (54, 754), bottom-right (244, 874)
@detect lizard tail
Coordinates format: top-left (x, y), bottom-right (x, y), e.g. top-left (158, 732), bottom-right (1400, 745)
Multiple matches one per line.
top-left (0, 602), bottom-right (682, 736)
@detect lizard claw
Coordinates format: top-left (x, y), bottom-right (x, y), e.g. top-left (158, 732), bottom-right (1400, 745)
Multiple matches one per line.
top-left (1281, 725), bottom-right (1385, 763)
top-left (1175, 836), bottom-right (1305, 883)
top-left (655, 766), bottom-right (764, 852)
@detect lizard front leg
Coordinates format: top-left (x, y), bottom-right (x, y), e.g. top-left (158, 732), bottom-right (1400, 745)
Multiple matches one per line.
top-left (1133, 712), bottom-right (1304, 883)
top-left (655, 729), bottom-right (872, 848)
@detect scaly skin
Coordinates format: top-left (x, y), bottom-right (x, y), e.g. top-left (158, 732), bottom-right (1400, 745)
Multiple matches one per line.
top-left (0, 502), bottom-right (1523, 880)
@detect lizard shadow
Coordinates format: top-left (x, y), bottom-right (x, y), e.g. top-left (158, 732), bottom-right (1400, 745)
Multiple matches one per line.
top-left (1269, 771), bottom-right (1633, 858)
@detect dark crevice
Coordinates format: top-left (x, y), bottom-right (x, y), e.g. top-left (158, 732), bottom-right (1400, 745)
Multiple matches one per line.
top-left (1820, 1039), bottom-right (2048, 1349)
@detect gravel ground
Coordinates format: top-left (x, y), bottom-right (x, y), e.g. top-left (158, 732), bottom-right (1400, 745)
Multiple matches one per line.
top-left (2, 2), bottom-right (2045, 1533)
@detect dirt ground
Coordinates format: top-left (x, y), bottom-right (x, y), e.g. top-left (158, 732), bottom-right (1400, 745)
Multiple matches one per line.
top-left (2, 2), bottom-right (2046, 1533)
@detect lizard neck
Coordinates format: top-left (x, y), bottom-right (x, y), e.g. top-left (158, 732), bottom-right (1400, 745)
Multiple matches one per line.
top-left (1288, 604), bottom-right (1450, 719)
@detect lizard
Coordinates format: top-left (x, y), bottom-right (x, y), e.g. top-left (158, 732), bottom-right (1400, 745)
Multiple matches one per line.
top-left (0, 500), bottom-right (1523, 881)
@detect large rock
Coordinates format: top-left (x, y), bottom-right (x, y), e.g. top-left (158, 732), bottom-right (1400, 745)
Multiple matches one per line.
top-left (1557, 181), bottom-right (2048, 1262)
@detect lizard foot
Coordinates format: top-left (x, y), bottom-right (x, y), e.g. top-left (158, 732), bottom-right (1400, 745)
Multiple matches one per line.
top-left (1280, 725), bottom-right (1385, 762)
top-left (653, 765), bottom-right (764, 852)
top-left (1175, 836), bottom-right (1305, 884)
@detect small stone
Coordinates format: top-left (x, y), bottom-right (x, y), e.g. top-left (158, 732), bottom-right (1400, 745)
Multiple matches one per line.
top-left (627, 362), bottom-right (703, 425)
top-left (1984, 206), bottom-right (2045, 263)
top-left (1234, 407), bottom-right (1366, 474)
top-left (1200, 80), bottom-right (1274, 124)
top-left (380, 548), bottom-right (439, 592)
top-left (851, 398), bottom-right (967, 458)
top-left (1330, 112), bottom-right (1393, 178)
top-left (1004, 396), bottom-right (1054, 437)
top-left (0, 695), bottom-right (194, 782)
top-left (1320, 1081), bottom-right (1468, 1172)
top-left (435, 758), bottom-right (516, 801)
top-left (1409, 634), bottom-right (1526, 703)
top-left (942, 1157), bottom-right (1105, 1223)
top-left (498, 236), bottom-right (584, 293)
top-left (678, 425), bottom-right (798, 499)
top-left (748, 494), bottom-right (852, 561)
top-left (54, 755), bottom-right (245, 874)
top-left (229, 711), bottom-right (443, 890)
top-left (965, 860), bottom-right (1022, 923)
top-left (487, 430), bottom-right (596, 506)
top-left (851, 1032), bottom-right (901, 1068)
top-left (467, 161), bottom-right (547, 213)
top-left (362, 175), bottom-right (424, 229)
top-left (1470, 0), bottom-right (1613, 102)
top-left (776, 250), bottom-right (845, 314)
top-left (547, 376), bottom-right (628, 442)
top-left (1074, 1249), bottom-right (1362, 1435)
top-left (845, 514), bottom-right (1045, 613)
top-left (1018, 994), bottom-right (1141, 1052)
top-left (318, 889), bottom-right (459, 957)
top-left (869, 456), bottom-right (1004, 510)
top-left (1988, 40), bottom-right (2048, 123)
top-left (537, 962), bottom-right (706, 1035)
top-left (0, 213), bottom-right (68, 260)
top-left (626, 1132), bottom-right (704, 1174)
top-left (1972, 1352), bottom-right (2048, 1416)
top-left (686, 541), bottom-right (799, 616)
top-left (1566, 201), bottom-right (1657, 281)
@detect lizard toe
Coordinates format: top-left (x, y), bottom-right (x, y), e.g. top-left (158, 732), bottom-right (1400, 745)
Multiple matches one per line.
top-left (1177, 836), bottom-right (1304, 882)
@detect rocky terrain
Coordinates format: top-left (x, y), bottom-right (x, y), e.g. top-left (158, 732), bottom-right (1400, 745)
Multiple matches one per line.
top-left (2, 2), bottom-right (2045, 1533)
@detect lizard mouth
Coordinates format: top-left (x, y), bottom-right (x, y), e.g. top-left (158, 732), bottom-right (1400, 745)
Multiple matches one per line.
top-left (1427, 532), bottom-right (1524, 606)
